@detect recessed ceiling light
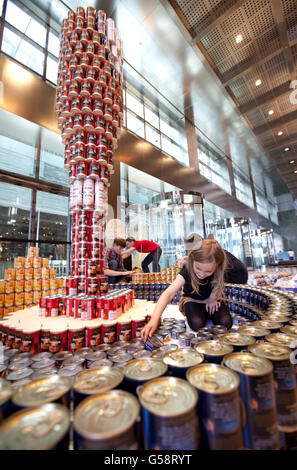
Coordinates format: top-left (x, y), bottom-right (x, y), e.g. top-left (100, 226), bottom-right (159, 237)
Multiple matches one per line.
top-left (289, 160), bottom-right (295, 164)
top-left (268, 109), bottom-right (274, 115)
top-left (235, 34), bottom-right (243, 43)
top-left (284, 147), bottom-right (290, 151)
top-left (294, 170), bottom-right (297, 174)
top-left (255, 79), bottom-right (262, 86)
top-left (277, 131), bottom-right (283, 136)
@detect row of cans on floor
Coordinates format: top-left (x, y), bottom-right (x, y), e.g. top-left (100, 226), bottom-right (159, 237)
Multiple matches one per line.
top-left (0, 316), bottom-right (150, 357)
top-left (225, 284), bottom-right (270, 309)
top-left (1, 345), bottom-right (297, 450)
top-left (39, 289), bottom-right (134, 320)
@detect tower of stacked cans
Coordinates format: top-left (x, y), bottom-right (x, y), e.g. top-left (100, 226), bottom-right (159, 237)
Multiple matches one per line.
top-left (56, 7), bottom-right (123, 298)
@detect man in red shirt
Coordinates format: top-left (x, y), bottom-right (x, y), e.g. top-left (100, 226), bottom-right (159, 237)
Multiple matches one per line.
top-left (123, 238), bottom-right (162, 273)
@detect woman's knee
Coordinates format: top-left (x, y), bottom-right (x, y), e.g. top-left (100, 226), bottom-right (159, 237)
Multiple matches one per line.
top-left (184, 303), bottom-right (206, 331)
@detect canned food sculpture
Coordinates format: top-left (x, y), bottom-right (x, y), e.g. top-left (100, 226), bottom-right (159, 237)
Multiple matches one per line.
top-left (56, 7), bottom-right (123, 301)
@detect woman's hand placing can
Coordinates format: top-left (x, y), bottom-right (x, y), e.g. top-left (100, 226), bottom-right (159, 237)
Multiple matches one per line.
top-left (141, 317), bottom-right (159, 343)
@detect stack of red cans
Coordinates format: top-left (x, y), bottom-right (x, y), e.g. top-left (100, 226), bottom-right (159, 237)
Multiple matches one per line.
top-left (56, 7), bottom-right (123, 298)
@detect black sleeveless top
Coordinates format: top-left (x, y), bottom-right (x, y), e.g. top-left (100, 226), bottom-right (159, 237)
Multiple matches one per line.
top-left (179, 266), bottom-right (213, 301)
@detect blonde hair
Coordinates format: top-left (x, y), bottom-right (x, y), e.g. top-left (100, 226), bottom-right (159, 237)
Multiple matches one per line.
top-left (186, 239), bottom-right (226, 299)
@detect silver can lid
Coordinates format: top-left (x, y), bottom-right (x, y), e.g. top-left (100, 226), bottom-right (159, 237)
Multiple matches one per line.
top-left (138, 376), bottom-right (198, 417)
top-left (186, 363), bottom-right (240, 394)
top-left (74, 390), bottom-right (140, 440)
top-left (6, 368), bottom-right (34, 382)
top-left (31, 359), bottom-right (56, 371)
top-left (123, 358), bottom-right (168, 381)
top-left (32, 352), bottom-right (53, 362)
top-left (223, 352), bottom-right (273, 376)
top-left (0, 378), bottom-right (13, 406)
top-left (12, 374), bottom-right (71, 407)
top-left (0, 403), bottom-right (70, 450)
top-left (73, 366), bottom-right (124, 394)
top-left (163, 348), bottom-right (204, 368)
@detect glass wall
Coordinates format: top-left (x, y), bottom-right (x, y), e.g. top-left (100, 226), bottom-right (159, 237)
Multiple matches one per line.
top-left (124, 66), bottom-right (189, 167)
top-left (197, 135), bottom-right (231, 194)
top-left (0, 109), bottom-right (70, 277)
top-left (39, 127), bottom-right (68, 187)
top-left (0, 108), bottom-right (38, 177)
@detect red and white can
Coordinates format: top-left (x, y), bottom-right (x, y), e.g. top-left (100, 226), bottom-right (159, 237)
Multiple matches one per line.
top-left (69, 163), bottom-right (76, 182)
top-left (117, 320), bottom-right (132, 342)
top-left (80, 79), bottom-right (92, 96)
top-left (97, 133), bottom-right (107, 146)
top-left (92, 55), bottom-right (101, 70)
top-left (90, 242), bottom-right (104, 259)
top-left (20, 328), bottom-right (40, 355)
top-left (101, 321), bottom-right (116, 344)
top-left (65, 296), bottom-right (74, 317)
top-left (86, 143), bottom-right (97, 161)
top-left (65, 116), bottom-right (74, 134)
top-left (73, 66), bottom-right (85, 82)
top-left (97, 145), bottom-right (108, 164)
top-left (103, 103), bottom-right (113, 120)
top-left (94, 115), bottom-right (105, 132)
top-left (85, 322), bottom-right (101, 348)
top-left (49, 328), bottom-right (68, 354)
top-left (98, 275), bottom-right (109, 295)
top-left (105, 119), bottom-right (113, 138)
top-left (95, 297), bottom-right (104, 319)
top-left (39, 297), bottom-right (47, 317)
top-left (83, 178), bottom-right (95, 210)
top-left (76, 160), bottom-right (88, 178)
top-left (66, 278), bottom-right (78, 296)
top-left (77, 242), bottom-right (90, 259)
top-left (69, 56), bottom-right (79, 70)
top-left (86, 66), bottom-right (96, 82)
top-left (86, 16), bottom-right (95, 33)
top-left (75, 142), bottom-right (85, 162)
top-left (74, 296), bottom-right (84, 319)
top-left (132, 317), bottom-right (147, 339)
top-left (92, 81), bottom-right (103, 97)
top-left (80, 29), bottom-right (89, 45)
top-left (103, 86), bottom-right (113, 103)
top-left (81, 297), bottom-right (96, 320)
top-left (84, 113), bottom-right (95, 131)
top-left (86, 131), bottom-right (97, 145)
top-left (98, 69), bottom-right (106, 85)
top-left (73, 113), bottom-right (84, 129)
top-left (77, 259), bottom-right (86, 276)
top-left (77, 277), bottom-right (86, 295)
top-left (85, 278), bottom-right (99, 296)
top-left (68, 327), bottom-right (85, 352)
top-left (92, 31), bottom-right (101, 46)
top-left (88, 161), bottom-right (100, 179)
top-left (75, 129), bottom-right (85, 144)
top-left (74, 41), bottom-right (84, 57)
top-left (46, 297), bottom-right (59, 317)
top-left (81, 96), bottom-right (92, 113)
top-left (93, 98), bottom-right (104, 115)
top-left (75, 17), bottom-right (85, 33)
top-left (86, 41), bottom-right (95, 57)
top-left (62, 99), bottom-right (71, 116)
top-left (78, 226), bottom-right (90, 242)
top-left (97, 44), bottom-right (106, 60)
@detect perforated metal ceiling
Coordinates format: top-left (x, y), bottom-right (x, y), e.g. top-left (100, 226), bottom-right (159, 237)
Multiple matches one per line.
top-left (171, 0), bottom-right (297, 199)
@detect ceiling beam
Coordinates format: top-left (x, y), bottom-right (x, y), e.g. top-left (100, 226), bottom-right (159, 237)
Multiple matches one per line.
top-left (238, 82), bottom-right (291, 114)
top-left (267, 132), bottom-right (297, 151)
top-left (270, 0), bottom-right (296, 82)
top-left (222, 48), bottom-right (284, 86)
top-left (253, 110), bottom-right (297, 135)
top-left (190, 0), bottom-right (247, 43)
top-left (222, 40), bottom-right (297, 87)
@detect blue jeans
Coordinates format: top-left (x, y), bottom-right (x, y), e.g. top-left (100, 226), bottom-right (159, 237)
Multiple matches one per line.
top-left (141, 248), bottom-right (162, 273)
top-left (108, 260), bottom-right (130, 284)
